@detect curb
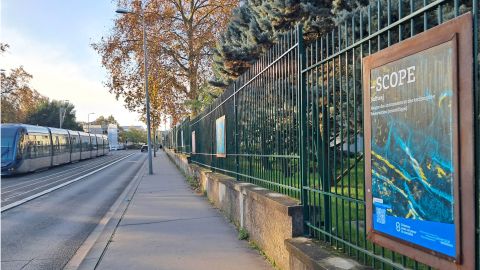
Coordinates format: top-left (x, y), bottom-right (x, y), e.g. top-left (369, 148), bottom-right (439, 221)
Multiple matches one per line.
top-left (64, 156), bottom-right (147, 270)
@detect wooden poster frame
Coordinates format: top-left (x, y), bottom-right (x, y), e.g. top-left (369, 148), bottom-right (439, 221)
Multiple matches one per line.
top-left (362, 13), bottom-right (474, 269)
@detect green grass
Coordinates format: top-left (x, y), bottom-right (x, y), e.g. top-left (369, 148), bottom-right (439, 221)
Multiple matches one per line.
top-left (248, 241), bottom-right (279, 269)
top-left (238, 227), bottom-right (249, 240)
top-left (199, 155), bottom-right (431, 269)
top-left (304, 160), bottom-right (431, 269)
top-left (185, 175), bottom-right (200, 191)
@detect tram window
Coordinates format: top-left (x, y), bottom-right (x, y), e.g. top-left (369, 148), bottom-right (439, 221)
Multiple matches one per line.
top-left (54, 136), bottom-right (60, 152)
top-left (57, 135), bottom-right (67, 153)
top-left (26, 135), bottom-right (36, 159)
top-left (25, 142), bottom-right (31, 159)
top-left (31, 141), bottom-right (35, 158)
top-left (16, 135), bottom-right (24, 159)
top-left (75, 137), bottom-right (80, 152)
top-left (71, 137), bottom-right (75, 150)
top-left (36, 138), bottom-right (42, 157)
top-left (45, 135), bottom-right (50, 156)
top-left (37, 140), bottom-right (42, 157)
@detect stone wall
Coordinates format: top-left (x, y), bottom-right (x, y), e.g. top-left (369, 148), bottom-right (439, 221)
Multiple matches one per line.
top-left (165, 149), bottom-right (303, 270)
top-left (165, 149), bottom-right (369, 270)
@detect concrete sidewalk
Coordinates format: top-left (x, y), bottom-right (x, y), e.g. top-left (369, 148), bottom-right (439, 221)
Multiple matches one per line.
top-left (91, 151), bottom-right (272, 270)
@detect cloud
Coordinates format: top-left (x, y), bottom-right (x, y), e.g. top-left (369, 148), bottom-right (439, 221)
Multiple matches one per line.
top-left (1, 27), bottom-right (144, 127)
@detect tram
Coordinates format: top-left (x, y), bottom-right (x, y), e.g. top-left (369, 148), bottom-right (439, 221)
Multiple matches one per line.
top-left (1, 124), bottom-right (109, 175)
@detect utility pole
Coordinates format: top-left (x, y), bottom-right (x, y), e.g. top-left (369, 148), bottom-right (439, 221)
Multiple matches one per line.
top-left (59, 100), bottom-right (68, 128)
top-left (87, 112), bottom-right (95, 133)
top-left (116, 0), bottom-right (153, 174)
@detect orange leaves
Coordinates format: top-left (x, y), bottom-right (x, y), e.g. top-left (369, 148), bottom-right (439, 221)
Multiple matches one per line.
top-left (93, 0), bottom-right (237, 125)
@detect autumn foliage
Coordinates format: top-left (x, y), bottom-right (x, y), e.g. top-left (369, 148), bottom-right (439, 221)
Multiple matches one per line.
top-left (93, 0), bottom-right (237, 126)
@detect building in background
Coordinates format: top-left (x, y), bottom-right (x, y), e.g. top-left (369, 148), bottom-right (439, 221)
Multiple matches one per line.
top-left (107, 124), bottom-right (119, 150)
top-left (83, 123), bottom-right (120, 150)
top-left (84, 124), bottom-right (106, 134)
top-left (120, 125), bottom-right (145, 132)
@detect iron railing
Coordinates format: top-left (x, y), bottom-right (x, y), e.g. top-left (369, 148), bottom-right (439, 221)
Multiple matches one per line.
top-left (302, 1), bottom-right (478, 268)
top-left (174, 118), bottom-right (190, 154)
top-left (187, 29), bottom-right (302, 198)
top-left (166, 0), bottom-right (479, 268)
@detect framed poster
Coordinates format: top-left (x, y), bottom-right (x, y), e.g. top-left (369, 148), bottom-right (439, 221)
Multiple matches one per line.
top-left (191, 131), bottom-right (196, 154)
top-left (216, 115), bottom-right (226, 158)
top-left (181, 130), bottom-right (184, 148)
top-left (363, 13), bottom-right (474, 269)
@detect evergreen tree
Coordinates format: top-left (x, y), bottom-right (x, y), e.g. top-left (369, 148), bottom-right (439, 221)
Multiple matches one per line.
top-left (24, 100), bottom-right (83, 131)
top-left (211, 4), bottom-right (273, 87)
top-left (249, 0), bottom-right (333, 40)
top-left (212, 0), bottom-right (336, 87)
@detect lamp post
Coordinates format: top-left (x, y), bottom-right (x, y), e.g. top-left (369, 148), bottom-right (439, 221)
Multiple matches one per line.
top-left (59, 100), bottom-right (69, 128)
top-left (87, 112), bottom-right (95, 133)
top-left (116, 2), bottom-right (153, 175)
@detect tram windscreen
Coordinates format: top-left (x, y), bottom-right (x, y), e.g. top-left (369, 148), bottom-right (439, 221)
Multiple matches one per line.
top-left (1, 128), bottom-right (17, 162)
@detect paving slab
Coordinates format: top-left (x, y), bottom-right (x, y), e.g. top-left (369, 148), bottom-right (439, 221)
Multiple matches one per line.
top-left (95, 151), bottom-right (272, 270)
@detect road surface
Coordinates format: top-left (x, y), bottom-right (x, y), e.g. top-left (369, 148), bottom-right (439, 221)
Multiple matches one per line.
top-left (1, 150), bottom-right (146, 270)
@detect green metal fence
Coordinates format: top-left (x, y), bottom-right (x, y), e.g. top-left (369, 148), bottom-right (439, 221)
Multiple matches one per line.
top-left (188, 29), bottom-right (302, 198)
top-left (175, 118), bottom-right (191, 154)
top-left (166, 0), bottom-right (479, 268)
top-left (302, 1), bottom-right (478, 268)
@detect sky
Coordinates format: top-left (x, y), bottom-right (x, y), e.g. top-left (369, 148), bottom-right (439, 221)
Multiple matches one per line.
top-left (1, 0), bottom-right (146, 127)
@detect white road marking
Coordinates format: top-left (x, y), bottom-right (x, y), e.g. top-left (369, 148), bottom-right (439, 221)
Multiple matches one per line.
top-left (1, 153), bottom-right (136, 213)
top-left (2, 157), bottom-right (121, 195)
top-left (2, 155), bottom-right (118, 190)
top-left (2, 156), bottom-right (119, 191)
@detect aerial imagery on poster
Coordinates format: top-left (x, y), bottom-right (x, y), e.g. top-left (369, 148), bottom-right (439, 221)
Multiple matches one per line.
top-left (370, 40), bottom-right (456, 257)
top-left (216, 116), bottom-right (226, 157)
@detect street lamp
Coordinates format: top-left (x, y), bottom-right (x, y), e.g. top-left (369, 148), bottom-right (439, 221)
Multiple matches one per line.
top-left (87, 112), bottom-right (95, 133)
top-left (59, 100), bottom-right (69, 129)
top-left (116, 2), bottom-right (153, 175)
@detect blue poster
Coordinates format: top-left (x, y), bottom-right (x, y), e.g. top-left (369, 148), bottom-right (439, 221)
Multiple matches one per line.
top-left (370, 41), bottom-right (455, 257)
top-left (216, 116), bottom-right (226, 157)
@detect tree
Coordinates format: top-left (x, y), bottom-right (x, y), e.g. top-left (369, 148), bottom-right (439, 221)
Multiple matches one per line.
top-left (1, 44), bottom-right (48, 123)
top-left (212, 0), bottom-right (335, 86)
top-left (249, 0), bottom-right (333, 39)
top-left (0, 43), bottom-right (9, 53)
top-left (24, 100), bottom-right (83, 130)
top-left (123, 128), bottom-right (147, 144)
top-left (211, 3), bottom-right (273, 86)
top-left (93, 0), bottom-right (238, 126)
top-left (92, 115), bottom-right (120, 126)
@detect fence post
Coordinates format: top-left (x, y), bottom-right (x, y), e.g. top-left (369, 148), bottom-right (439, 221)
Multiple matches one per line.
top-left (321, 85), bottom-right (331, 242)
top-left (234, 83), bottom-right (240, 181)
top-left (472, 1), bottom-right (479, 268)
top-left (211, 107), bottom-right (215, 172)
top-left (297, 24), bottom-right (309, 234)
top-left (187, 118), bottom-right (191, 155)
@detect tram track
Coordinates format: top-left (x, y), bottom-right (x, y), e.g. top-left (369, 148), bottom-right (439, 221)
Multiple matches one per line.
top-left (1, 151), bottom-right (147, 269)
top-left (1, 155), bottom-right (122, 194)
top-left (1, 154), bottom-right (120, 191)
top-left (1, 151), bottom-right (135, 212)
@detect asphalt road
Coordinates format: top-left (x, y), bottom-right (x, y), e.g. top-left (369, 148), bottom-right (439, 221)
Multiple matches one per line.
top-left (1, 150), bottom-right (146, 270)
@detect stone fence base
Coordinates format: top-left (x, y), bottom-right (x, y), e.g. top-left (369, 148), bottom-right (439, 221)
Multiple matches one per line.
top-left (165, 149), bottom-right (369, 270)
